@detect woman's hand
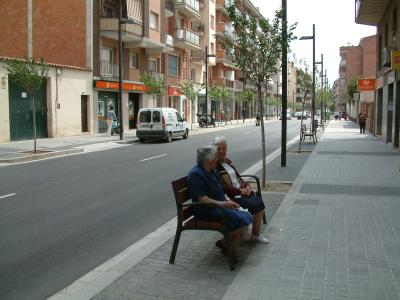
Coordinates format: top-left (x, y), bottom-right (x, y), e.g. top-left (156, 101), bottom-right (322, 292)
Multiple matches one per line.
top-left (220, 200), bottom-right (240, 210)
top-left (241, 186), bottom-right (252, 196)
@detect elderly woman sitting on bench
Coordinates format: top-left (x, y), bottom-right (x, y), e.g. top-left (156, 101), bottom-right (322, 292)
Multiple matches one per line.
top-left (212, 136), bottom-right (268, 244)
top-left (187, 145), bottom-right (253, 262)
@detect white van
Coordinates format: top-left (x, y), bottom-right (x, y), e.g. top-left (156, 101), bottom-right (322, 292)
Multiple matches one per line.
top-left (136, 108), bottom-right (189, 143)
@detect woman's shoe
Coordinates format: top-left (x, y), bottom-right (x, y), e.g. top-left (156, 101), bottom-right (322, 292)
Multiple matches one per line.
top-left (249, 234), bottom-right (269, 244)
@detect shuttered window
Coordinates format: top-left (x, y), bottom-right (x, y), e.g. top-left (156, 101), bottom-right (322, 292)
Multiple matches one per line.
top-left (126, 0), bottom-right (143, 24)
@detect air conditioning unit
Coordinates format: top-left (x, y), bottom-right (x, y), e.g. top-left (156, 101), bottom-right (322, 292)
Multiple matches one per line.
top-left (382, 47), bottom-right (391, 68)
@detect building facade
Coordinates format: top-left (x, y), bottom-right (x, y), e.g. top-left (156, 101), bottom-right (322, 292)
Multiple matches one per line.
top-left (0, 0), bottom-right (93, 142)
top-left (356, 0), bottom-right (400, 149)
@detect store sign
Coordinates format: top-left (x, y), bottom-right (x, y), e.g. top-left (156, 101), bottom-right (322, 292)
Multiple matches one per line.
top-left (392, 51), bottom-right (400, 70)
top-left (353, 92), bottom-right (360, 101)
top-left (357, 78), bottom-right (375, 91)
top-left (168, 86), bottom-right (182, 96)
top-left (95, 80), bottom-right (148, 92)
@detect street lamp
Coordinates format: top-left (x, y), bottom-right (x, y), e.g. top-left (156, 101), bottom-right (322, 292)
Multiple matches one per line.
top-left (118, 0), bottom-right (135, 140)
top-left (299, 24), bottom-right (316, 132)
top-left (205, 45), bottom-right (216, 128)
top-left (281, 0), bottom-right (288, 167)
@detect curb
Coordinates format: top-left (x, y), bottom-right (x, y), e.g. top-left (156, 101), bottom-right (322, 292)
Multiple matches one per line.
top-left (0, 148), bottom-right (84, 163)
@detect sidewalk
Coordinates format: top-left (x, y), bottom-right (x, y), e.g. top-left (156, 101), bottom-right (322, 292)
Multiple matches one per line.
top-left (84, 120), bottom-right (400, 300)
top-left (0, 118), bottom-right (257, 163)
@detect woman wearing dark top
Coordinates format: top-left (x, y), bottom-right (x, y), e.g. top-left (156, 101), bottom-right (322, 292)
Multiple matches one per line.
top-left (187, 145), bottom-right (253, 260)
top-left (212, 136), bottom-right (268, 244)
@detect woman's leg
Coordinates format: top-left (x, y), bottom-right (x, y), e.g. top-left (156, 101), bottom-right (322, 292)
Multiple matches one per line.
top-left (229, 228), bottom-right (244, 252)
top-left (251, 210), bottom-right (264, 236)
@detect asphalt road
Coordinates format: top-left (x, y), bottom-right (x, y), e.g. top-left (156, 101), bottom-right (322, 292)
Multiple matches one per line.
top-left (0, 119), bottom-right (301, 300)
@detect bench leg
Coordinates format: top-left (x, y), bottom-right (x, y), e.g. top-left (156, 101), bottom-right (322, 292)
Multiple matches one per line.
top-left (224, 233), bottom-right (235, 271)
top-left (169, 228), bottom-right (182, 264)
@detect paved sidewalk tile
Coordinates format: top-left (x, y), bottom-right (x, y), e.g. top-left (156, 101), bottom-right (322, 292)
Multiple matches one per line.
top-left (222, 121), bottom-right (400, 300)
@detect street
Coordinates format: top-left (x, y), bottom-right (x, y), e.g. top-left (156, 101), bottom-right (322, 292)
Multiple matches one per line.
top-left (0, 120), bottom-right (301, 300)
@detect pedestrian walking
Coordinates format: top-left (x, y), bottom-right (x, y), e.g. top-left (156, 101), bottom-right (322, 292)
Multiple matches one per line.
top-left (359, 112), bottom-right (366, 134)
top-left (107, 105), bottom-right (117, 136)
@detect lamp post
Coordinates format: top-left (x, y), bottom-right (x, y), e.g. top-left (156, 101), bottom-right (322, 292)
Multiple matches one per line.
top-left (281, 0), bottom-right (288, 167)
top-left (299, 24), bottom-right (316, 132)
top-left (204, 45), bottom-right (216, 128)
top-left (325, 73), bottom-right (328, 122)
top-left (118, 1), bottom-right (135, 140)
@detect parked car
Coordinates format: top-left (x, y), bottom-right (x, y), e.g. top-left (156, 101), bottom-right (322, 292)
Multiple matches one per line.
top-left (296, 111), bottom-right (308, 119)
top-left (136, 108), bottom-right (189, 143)
top-left (279, 113), bottom-right (292, 120)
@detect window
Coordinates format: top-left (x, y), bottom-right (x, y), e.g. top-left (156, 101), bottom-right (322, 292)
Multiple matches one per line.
top-left (139, 111), bottom-right (151, 123)
top-left (211, 15), bottom-right (215, 29)
top-left (168, 54), bottom-right (179, 76)
top-left (101, 48), bottom-right (113, 63)
top-left (176, 112), bottom-right (183, 122)
top-left (191, 69), bottom-right (196, 81)
top-left (149, 59), bottom-right (157, 73)
top-left (210, 42), bottom-right (215, 54)
top-left (152, 111), bottom-right (161, 123)
top-left (150, 12), bottom-right (158, 30)
top-left (130, 52), bottom-right (138, 68)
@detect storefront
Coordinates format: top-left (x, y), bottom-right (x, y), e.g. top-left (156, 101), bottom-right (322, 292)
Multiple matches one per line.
top-left (94, 80), bottom-right (148, 133)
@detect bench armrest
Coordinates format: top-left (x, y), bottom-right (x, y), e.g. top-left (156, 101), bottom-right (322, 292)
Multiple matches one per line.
top-left (181, 202), bottom-right (229, 227)
top-left (240, 174), bottom-right (261, 194)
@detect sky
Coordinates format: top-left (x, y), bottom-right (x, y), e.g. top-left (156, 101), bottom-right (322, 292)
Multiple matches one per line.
top-left (251, 0), bottom-right (376, 86)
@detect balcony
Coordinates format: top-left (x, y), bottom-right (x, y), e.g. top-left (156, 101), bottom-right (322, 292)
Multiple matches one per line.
top-left (100, 18), bottom-right (142, 42)
top-left (175, 28), bottom-right (201, 50)
top-left (216, 50), bottom-right (236, 68)
top-left (216, 0), bottom-right (234, 16)
top-left (100, 60), bottom-right (119, 78)
top-left (355, 0), bottom-right (389, 26)
top-left (215, 22), bottom-right (236, 42)
top-left (176, 0), bottom-right (200, 20)
top-left (213, 78), bottom-right (243, 91)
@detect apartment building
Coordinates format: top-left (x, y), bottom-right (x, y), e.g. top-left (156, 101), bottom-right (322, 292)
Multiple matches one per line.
top-left (213, 0), bottom-right (262, 120)
top-left (0, 0), bottom-right (93, 142)
top-left (339, 35), bottom-right (376, 124)
top-left (356, 0), bottom-right (400, 149)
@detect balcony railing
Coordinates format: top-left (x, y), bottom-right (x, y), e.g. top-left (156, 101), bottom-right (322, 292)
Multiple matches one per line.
top-left (100, 18), bottom-right (142, 41)
top-left (176, 28), bottom-right (200, 48)
top-left (100, 60), bottom-right (119, 78)
top-left (176, 0), bottom-right (200, 19)
top-left (191, 50), bottom-right (203, 63)
top-left (213, 78), bottom-right (243, 91)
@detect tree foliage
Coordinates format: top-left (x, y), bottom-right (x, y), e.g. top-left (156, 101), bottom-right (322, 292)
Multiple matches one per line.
top-left (6, 57), bottom-right (48, 93)
top-left (179, 80), bottom-right (200, 129)
top-left (140, 72), bottom-right (165, 106)
top-left (296, 66), bottom-right (313, 103)
top-left (347, 78), bottom-right (358, 100)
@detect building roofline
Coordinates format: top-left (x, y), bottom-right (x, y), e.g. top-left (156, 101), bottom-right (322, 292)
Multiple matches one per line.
top-left (0, 56), bottom-right (92, 72)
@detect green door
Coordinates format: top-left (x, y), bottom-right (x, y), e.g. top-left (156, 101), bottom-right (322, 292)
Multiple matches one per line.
top-left (8, 80), bottom-right (48, 141)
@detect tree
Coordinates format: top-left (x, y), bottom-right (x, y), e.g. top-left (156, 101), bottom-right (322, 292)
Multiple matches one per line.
top-left (6, 57), bottom-right (48, 153)
top-left (347, 78), bottom-right (358, 100)
top-left (223, 7), bottom-right (295, 186)
top-left (179, 80), bottom-right (200, 130)
top-left (237, 89), bottom-right (254, 123)
top-left (209, 84), bottom-right (229, 125)
top-left (140, 72), bottom-right (165, 107)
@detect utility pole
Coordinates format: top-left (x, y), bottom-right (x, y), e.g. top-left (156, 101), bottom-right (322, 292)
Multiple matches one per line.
top-left (281, 0), bottom-right (288, 167)
top-left (312, 24), bottom-right (316, 132)
top-left (205, 46), bottom-right (209, 128)
top-left (118, 0), bottom-right (123, 140)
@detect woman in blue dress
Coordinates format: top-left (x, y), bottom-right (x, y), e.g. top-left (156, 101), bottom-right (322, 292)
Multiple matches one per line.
top-left (187, 145), bottom-right (253, 261)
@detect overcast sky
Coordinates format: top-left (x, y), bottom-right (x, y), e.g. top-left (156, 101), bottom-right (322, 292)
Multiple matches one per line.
top-left (251, 0), bottom-right (376, 86)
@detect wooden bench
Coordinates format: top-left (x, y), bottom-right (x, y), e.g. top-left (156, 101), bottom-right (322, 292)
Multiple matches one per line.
top-left (301, 124), bottom-right (317, 144)
top-left (169, 175), bottom-right (267, 271)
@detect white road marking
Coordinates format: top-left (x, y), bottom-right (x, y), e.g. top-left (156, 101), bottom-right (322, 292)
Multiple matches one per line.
top-left (0, 193), bottom-right (16, 199)
top-left (140, 154), bottom-right (168, 162)
top-left (244, 132), bottom-right (251, 135)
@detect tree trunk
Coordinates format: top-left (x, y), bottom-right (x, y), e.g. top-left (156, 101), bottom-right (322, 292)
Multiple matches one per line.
top-left (191, 101), bottom-right (194, 130)
top-left (31, 93), bottom-right (37, 153)
top-left (258, 85), bottom-right (266, 188)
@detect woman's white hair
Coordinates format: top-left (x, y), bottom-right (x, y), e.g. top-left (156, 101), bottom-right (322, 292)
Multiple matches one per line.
top-left (211, 136), bottom-right (227, 146)
top-left (197, 145), bottom-right (217, 165)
